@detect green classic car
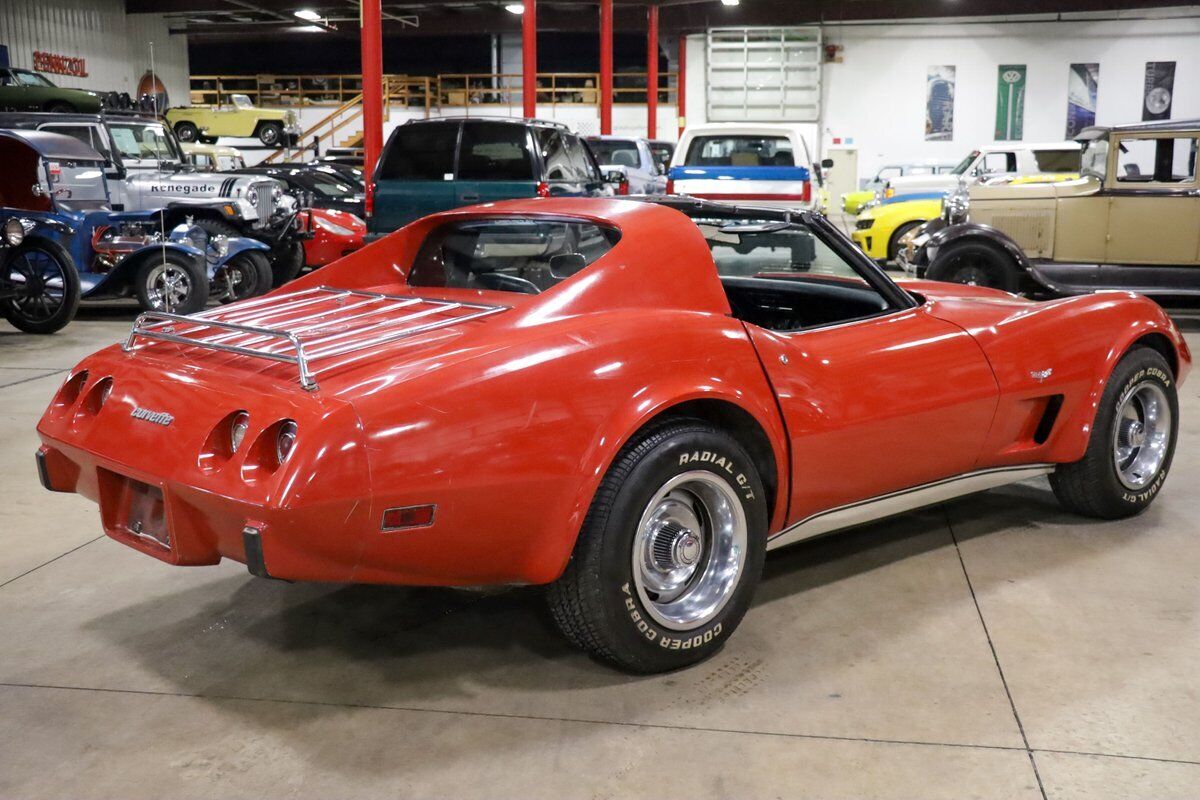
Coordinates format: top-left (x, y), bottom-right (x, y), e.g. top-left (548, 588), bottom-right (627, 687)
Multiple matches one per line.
top-left (0, 68), bottom-right (102, 113)
top-left (165, 93), bottom-right (301, 146)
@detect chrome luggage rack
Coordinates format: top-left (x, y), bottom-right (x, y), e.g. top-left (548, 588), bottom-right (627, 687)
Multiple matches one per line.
top-left (123, 286), bottom-right (508, 391)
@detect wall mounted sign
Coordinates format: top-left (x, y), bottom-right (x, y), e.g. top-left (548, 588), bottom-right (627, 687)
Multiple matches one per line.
top-left (1065, 63), bottom-right (1099, 138)
top-left (994, 64), bottom-right (1026, 140)
top-left (925, 65), bottom-right (955, 141)
top-left (32, 51), bottom-right (88, 78)
top-left (1141, 61), bottom-right (1175, 121)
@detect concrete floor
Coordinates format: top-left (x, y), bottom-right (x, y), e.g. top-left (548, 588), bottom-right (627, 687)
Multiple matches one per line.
top-left (1, 306), bottom-right (1199, 799)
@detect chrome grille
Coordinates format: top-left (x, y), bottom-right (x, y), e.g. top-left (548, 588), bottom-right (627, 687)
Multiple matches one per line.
top-left (252, 180), bottom-right (274, 222)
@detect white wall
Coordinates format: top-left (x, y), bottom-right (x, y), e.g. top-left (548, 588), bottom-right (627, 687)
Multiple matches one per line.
top-left (0, 0), bottom-right (189, 104)
top-left (822, 15), bottom-right (1200, 181)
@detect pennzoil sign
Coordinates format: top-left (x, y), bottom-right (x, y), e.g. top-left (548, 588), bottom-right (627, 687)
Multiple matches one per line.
top-left (33, 51), bottom-right (88, 78)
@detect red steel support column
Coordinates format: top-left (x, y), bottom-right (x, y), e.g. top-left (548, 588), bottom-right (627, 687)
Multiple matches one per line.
top-left (677, 34), bottom-right (686, 137)
top-left (646, 5), bottom-right (659, 139)
top-left (599, 0), bottom-right (613, 134)
top-left (523, 0), bottom-right (537, 118)
top-left (361, 0), bottom-right (383, 208)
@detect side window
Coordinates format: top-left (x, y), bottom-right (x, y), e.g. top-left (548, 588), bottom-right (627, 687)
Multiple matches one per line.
top-left (0, 70), bottom-right (14, 86)
top-left (980, 152), bottom-right (1016, 174)
top-left (564, 134), bottom-right (599, 182)
top-left (377, 122), bottom-right (458, 181)
top-left (457, 122), bottom-right (533, 181)
top-left (536, 128), bottom-right (573, 181)
top-left (1033, 149), bottom-right (1082, 172)
top-left (877, 166), bottom-right (901, 181)
top-left (39, 124), bottom-right (112, 163)
top-left (1115, 137), bottom-right (1198, 183)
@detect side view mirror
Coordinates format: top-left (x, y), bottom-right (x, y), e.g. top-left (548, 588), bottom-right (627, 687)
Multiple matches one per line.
top-left (604, 170), bottom-right (625, 185)
top-left (821, 158), bottom-right (835, 169)
top-left (549, 252), bottom-right (588, 279)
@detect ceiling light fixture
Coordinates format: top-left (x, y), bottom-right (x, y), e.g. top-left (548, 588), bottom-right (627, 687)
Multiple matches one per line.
top-left (505, 3), bottom-right (525, 13)
top-left (720, 0), bottom-right (740, 6)
top-left (293, 9), bottom-right (322, 21)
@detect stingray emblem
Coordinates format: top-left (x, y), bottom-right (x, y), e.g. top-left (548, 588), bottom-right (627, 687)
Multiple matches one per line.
top-left (1030, 368), bottom-right (1053, 382)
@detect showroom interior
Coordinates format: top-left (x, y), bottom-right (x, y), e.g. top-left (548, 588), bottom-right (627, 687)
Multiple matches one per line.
top-left (1, 0), bottom-right (1199, 797)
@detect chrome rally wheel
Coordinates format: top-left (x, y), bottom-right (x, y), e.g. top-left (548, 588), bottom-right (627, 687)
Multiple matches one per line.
top-left (134, 254), bottom-right (209, 315)
top-left (145, 261), bottom-right (192, 311)
top-left (632, 471), bottom-right (747, 631)
top-left (547, 418), bottom-right (767, 673)
top-left (1112, 381), bottom-right (1171, 491)
top-left (1051, 346), bottom-right (1178, 519)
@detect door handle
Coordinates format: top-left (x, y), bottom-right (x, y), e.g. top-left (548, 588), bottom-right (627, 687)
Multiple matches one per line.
top-left (460, 193), bottom-right (480, 202)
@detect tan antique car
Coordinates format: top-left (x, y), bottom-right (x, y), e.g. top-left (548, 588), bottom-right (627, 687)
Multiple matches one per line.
top-left (903, 119), bottom-right (1200, 297)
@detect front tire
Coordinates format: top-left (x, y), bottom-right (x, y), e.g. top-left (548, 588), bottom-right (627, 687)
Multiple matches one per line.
top-left (1051, 347), bottom-right (1178, 519)
top-left (1, 239), bottom-right (80, 334)
top-left (547, 418), bottom-right (768, 673)
top-left (926, 241), bottom-right (1020, 293)
top-left (214, 251), bottom-right (272, 304)
top-left (134, 253), bottom-right (209, 314)
top-left (887, 220), bottom-right (924, 263)
top-left (269, 239), bottom-right (305, 287)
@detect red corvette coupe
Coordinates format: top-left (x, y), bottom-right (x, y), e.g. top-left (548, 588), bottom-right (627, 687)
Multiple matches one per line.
top-left (35, 197), bottom-right (1189, 672)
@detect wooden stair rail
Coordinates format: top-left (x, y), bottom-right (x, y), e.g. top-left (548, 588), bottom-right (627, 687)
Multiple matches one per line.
top-left (263, 92), bottom-right (364, 163)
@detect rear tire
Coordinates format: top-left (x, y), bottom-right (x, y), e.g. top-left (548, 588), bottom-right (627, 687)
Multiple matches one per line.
top-left (173, 122), bottom-right (199, 143)
top-left (926, 241), bottom-right (1020, 293)
top-left (1, 239), bottom-right (80, 334)
top-left (258, 122), bottom-right (283, 146)
top-left (269, 239), bottom-right (305, 287)
top-left (133, 253), bottom-right (209, 315)
top-left (1050, 347), bottom-right (1178, 519)
top-left (546, 418), bottom-right (768, 673)
top-left (214, 251), bottom-right (272, 304)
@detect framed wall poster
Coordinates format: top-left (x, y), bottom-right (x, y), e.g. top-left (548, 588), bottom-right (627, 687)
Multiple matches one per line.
top-left (1065, 63), bottom-right (1099, 138)
top-left (995, 65), bottom-right (1026, 140)
top-left (1142, 61), bottom-right (1175, 121)
top-left (925, 65), bottom-right (955, 141)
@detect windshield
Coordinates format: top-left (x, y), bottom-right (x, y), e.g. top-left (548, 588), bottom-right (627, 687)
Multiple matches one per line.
top-left (697, 219), bottom-right (864, 281)
top-left (230, 94), bottom-right (254, 109)
top-left (587, 139), bottom-right (639, 168)
top-left (409, 219), bottom-right (619, 295)
top-left (16, 70), bottom-right (56, 87)
top-left (1080, 138), bottom-right (1109, 180)
top-left (108, 122), bottom-right (183, 166)
top-left (951, 150), bottom-right (981, 175)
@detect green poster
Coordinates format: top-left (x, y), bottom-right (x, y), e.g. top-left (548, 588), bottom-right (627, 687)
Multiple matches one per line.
top-left (995, 64), bottom-right (1026, 140)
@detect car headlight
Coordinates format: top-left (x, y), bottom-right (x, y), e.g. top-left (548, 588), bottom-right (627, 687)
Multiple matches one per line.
top-left (314, 215), bottom-right (355, 237)
top-left (246, 187), bottom-right (259, 205)
top-left (210, 235), bottom-right (229, 258)
top-left (855, 218), bottom-right (875, 230)
top-left (276, 420), bottom-right (298, 463)
top-left (943, 189), bottom-right (970, 224)
top-left (3, 218), bottom-right (24, 246)
top-left (271, 184), bottom-right (284, 203)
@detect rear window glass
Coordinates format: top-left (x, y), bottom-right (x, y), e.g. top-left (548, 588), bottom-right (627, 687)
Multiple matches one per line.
top-left (684, 135), bottom-right (793, 167)
top-left (1033, 149), bottom-right (1082, 172)
top-left (378, 122), bottom-right (458, 181)
top-left (408, 219), bottom-right (619, 295)
top-left (649, 143), bottom-right (674, 169)
top-left (587, 139), bottom-right (639, 168)
top-left (458, 122), bottom-right (534, 181)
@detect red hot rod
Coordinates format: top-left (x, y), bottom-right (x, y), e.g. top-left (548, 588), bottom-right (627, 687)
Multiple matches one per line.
top-left (35, 197), bottom-right (1190, 672)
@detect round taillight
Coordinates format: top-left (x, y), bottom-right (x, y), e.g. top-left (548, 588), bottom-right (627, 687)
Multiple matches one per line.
top-left (276, 420), bottom-right (297, 464)
top-left (230, 412), bottom-right (250, 453)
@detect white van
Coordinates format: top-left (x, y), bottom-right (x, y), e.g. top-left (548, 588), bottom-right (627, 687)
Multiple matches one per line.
top-left (668, 123), bottom-right (818, 210)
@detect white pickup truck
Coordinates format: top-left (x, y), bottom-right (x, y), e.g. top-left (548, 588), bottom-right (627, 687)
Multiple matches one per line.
top-left (883, 142), bottom-right (1081, 201)
top-left (667, 123), bottom-right (820, 210)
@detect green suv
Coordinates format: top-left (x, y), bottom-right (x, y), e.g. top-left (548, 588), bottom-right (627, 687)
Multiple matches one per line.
top-left (369, 117), bottom-right (614, 238)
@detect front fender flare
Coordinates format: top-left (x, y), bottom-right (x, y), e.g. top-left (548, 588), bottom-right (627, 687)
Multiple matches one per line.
top-left (928, 222), bottom-right (1032, 272)
top-left (88, 242), bottom-right (204, 298)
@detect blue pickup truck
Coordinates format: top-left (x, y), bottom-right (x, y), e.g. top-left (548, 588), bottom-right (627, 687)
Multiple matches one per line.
top-left (368, 117), bottom-right (614, 237)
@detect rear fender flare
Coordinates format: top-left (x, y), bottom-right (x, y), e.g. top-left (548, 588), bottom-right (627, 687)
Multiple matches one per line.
top-left (558, 382), bottom-right (789, 579)
top-left (96, 242), bottom-right (204, 296)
